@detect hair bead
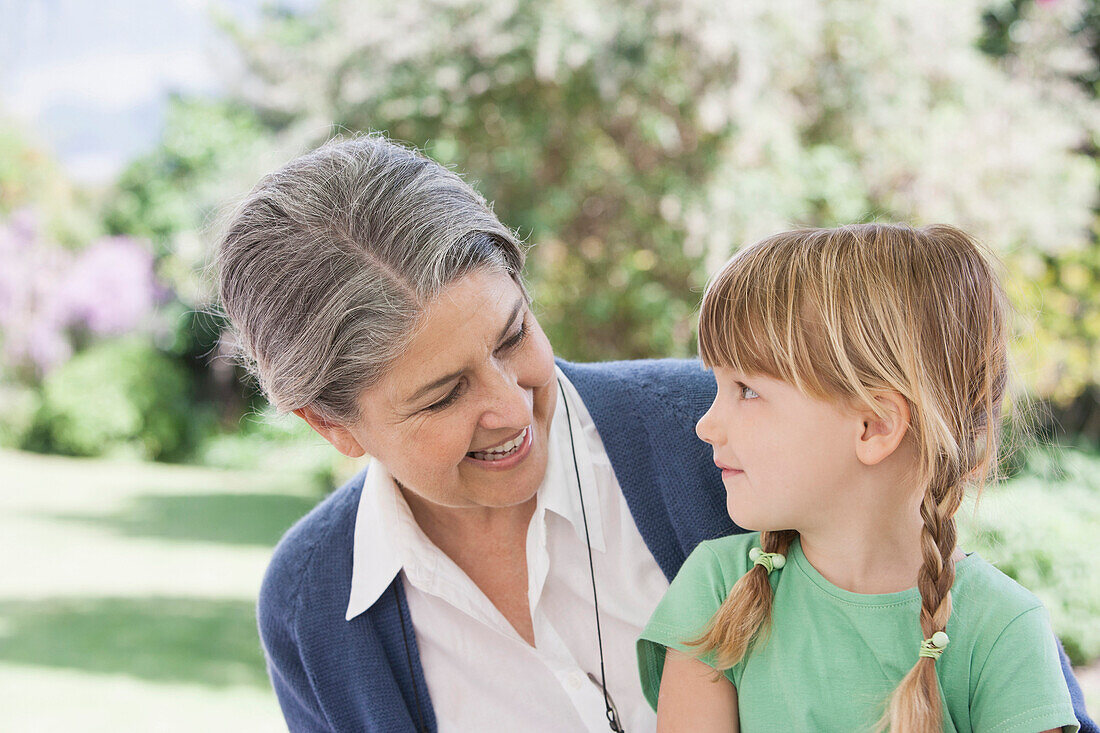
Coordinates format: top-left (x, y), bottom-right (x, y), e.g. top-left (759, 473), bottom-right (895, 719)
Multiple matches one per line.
top-left (749, 547), bottom-right (785, 573)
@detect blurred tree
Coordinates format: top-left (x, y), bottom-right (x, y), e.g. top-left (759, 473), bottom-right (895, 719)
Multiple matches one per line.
top-left (102, 98), bottom-right (279, 423)
top-left (104, 97), bottom-right (271, 253)
top-left (209, 0), bottom-right (1098, 368)
top-left (979, 0), bottom-right (1100, 438)
top-left (0, 118), bottom-right (99, 246)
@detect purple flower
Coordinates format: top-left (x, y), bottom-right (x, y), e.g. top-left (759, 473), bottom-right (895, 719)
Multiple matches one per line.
top-left (59, 236), bottom-right (158, 336)
top-left (0, 209), bottom-right (163, 376)
top-left (0, 211), bottom-right (72, 373)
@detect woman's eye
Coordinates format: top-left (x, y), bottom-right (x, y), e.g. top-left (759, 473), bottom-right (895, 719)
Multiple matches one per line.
top-left (426, 384), bottom-right (463, 412)
top-left (497, 320), bottom-right (528, 353)
top-left (739, 384), bottom-right (759, 400)
top-left (423, 319), bottom-right (528, 413)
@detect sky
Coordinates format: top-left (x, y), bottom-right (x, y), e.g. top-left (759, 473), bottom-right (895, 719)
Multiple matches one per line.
top-left (0, 0), bottom-right (315, 183)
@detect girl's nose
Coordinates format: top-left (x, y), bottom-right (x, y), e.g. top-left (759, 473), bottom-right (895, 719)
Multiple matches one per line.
top-left (696, 400), bottom-right (721, 446)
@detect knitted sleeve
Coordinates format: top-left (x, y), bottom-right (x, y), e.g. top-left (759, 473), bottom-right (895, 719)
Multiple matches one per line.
top-left (257, 523), bottom-right (334, 732)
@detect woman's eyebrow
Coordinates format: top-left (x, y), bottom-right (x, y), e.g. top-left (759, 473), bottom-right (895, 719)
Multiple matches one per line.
top-left (403, 296), bottom-right (525, 405)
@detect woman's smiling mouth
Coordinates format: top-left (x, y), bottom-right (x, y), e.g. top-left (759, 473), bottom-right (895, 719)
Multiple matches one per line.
top-left (466, 426), bottom-right (531, 463)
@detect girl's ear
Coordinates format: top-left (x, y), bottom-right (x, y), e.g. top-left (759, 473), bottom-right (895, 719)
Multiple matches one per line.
top-left (854, 392), bottom-right (911, 467)
top-left (293, 406), bottom-right (369, 458)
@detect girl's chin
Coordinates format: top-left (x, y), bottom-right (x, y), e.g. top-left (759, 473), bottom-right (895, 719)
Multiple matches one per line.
top-left (725, 504), bottom-right (771, 532)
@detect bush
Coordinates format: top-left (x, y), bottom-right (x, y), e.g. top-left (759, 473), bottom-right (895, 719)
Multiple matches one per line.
top-left (28, 338), bottom-right (200, 461)
top-left (959, 444), bottom-right (1100, 665)
top-left (193, 408), bottom-right (359, 494)
top-left (0, 381), bottom-right (40, 449)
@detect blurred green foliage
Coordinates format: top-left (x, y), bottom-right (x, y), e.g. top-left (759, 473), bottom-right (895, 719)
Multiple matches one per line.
top-left (0, 120), bottom-right (100, 246)
top-left (979, 0), bottom-right (1100, 433)
top-left (961, 444), bottom-right (1100, 665)
top-left (104, 98), bottom-right (270, 255)
top-left (191, 0), bottom-right (1100, 373)
top-left (27, 339), bottom-right (204, 461)
top-left (0, 382), bottom-right (40, 449)
top-left (7, 0), bottom-right (1100, 462)
top-left (195, 407), bottom-right (358, 494)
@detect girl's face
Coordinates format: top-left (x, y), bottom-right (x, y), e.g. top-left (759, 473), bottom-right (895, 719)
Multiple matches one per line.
top-left (695, 367), bottom-right (866, 532)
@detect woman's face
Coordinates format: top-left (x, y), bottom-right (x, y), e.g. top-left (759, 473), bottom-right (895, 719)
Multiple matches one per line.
top-left (342, 268), bottom-right (557, 511)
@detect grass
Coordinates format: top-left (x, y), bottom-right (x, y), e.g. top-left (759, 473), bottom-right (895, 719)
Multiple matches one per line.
top-left (1, 444), bottom-right (1097, 727)
top-left (0, 447), bottom-right (362, 732)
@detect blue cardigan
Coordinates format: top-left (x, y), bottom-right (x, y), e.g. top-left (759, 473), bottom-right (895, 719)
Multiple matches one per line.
top-left (257, 358), bottom-right (1096, 732)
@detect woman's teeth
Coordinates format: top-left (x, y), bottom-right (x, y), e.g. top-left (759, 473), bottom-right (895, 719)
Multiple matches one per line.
top-left (469, 427), bottom-right (528, 461)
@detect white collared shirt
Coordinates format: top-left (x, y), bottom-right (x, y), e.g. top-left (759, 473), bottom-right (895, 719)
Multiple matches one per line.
top-left (346, 367), bottom-right (669, 732)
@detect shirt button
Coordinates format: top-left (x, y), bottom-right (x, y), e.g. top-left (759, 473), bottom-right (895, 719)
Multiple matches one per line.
top-left (566, 671), bottom-right (585, 691)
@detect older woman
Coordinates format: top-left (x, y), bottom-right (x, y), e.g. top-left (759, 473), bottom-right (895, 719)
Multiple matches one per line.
top-left (217, 136), bottom-right (1094, 733)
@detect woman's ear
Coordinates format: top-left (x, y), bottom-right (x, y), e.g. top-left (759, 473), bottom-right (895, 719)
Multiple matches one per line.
top-left (292, 406), bottom-right (368, 458)
top-left (854, 392), bottom-right (911, 467)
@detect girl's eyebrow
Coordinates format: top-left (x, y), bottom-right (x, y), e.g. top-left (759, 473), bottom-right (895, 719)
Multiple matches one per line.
top-left (403, 296), bottom-right (525, 405)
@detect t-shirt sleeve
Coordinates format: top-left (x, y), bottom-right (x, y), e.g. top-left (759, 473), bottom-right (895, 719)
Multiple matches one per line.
top-left (970, 606), bottom-right (1079, 733)
top-left (636, 541), bottom-right (732, 711)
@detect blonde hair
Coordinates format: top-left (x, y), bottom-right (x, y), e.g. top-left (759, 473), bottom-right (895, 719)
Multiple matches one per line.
top-left (693, 223), bottom-right (1009, 732)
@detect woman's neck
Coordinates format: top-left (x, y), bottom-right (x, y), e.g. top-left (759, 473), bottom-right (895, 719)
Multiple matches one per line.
top-left (398, 483), bottom-right (539, 645)
top-left (399, 483), bottom-right (537, 560)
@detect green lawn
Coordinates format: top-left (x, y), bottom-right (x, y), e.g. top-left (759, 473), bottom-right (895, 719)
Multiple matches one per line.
top-left (0, 448), bottom-right (354, 732)
top-left (1, 446), bottom-right (1096, 729)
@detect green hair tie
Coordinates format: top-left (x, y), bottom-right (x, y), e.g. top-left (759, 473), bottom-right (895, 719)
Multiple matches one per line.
top-left (918, 631), bottom-right (950, 660)
top-left (748, 547), bottom-right (786, 574)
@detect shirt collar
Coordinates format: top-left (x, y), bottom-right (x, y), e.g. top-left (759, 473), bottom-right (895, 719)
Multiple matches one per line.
top-left (345, 366), bottom-right (605, 621)
top-left (542, 366), bottom-right (606, 552)
top-left (344, 457), bottom-right (409, 620)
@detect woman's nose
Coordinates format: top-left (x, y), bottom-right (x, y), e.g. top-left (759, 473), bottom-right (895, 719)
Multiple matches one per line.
top-left (479, 369), bottom-right (533, 430)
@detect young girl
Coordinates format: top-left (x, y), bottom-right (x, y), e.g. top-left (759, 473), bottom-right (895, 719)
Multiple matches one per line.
top-left (637, 224), bottom-right (1080, 733)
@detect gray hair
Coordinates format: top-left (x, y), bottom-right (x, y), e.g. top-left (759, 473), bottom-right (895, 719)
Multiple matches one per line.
top-left (215, 133), bottom-right (528, 425)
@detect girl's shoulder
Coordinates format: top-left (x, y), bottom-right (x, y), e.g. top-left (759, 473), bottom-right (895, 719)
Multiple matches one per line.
top-left (952, 553), bottom-right (1047, 627)
top-left (685, 531), bottom-right (762, 588)
top-left (950, 552), bottom-right (1053, 659)
top-left (946, 555), bottom-right (1078, 732)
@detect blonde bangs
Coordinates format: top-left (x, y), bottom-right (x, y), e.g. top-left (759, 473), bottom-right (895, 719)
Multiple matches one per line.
top-left (698, 231), bottom-right (840, 399)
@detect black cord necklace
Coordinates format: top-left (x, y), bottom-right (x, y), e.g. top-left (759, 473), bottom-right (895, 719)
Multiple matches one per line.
top-left (560, 378), bottom-right (626, 733)
top-left (395, 377), bottom-right (625, 732)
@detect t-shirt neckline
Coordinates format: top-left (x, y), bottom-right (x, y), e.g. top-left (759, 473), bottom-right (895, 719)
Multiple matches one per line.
top-left (788, 536), bottom-right (980, 607)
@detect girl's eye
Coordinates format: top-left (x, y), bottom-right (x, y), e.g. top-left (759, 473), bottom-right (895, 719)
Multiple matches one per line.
top-left (739, 383), bottom-right (759, 400)
top-left (425, 383), bottom-right (463, 412)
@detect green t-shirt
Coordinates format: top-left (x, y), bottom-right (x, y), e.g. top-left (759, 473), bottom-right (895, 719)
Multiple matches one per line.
top-left (637, 532), bottom-right (1078, 733)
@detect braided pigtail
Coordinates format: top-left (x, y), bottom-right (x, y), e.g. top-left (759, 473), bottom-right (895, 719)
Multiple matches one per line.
top-left (686, 529), bottom-right (798, 669)
top-left (881, 475), bottom-right (964, 732)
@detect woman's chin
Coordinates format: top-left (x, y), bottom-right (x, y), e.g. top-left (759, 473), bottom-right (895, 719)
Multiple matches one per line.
top-left (459, 428), bottom-right (548, 507)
